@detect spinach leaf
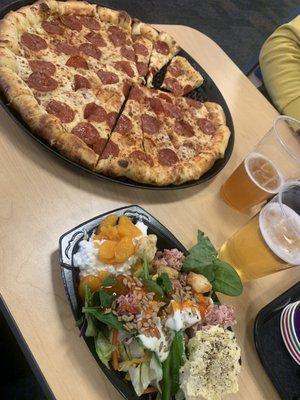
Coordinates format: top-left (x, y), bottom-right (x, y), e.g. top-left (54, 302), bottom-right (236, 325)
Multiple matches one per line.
top-left (143, 279), bottom-right (166, 300)
top-left (170, 331), bottom-right (185, 396)
top-left (99, 290), bottom-right (115, 308)
top-left (82, 286), bottom-right (98, 337)
top-left (182, 230), bottom-right (217, 280)
top-left (162, 331), bottom-right (185, 400)
top-left (102, 274), bottom-right (116, 287)
top-left (212, 259), bottom-right (243, 296)
top-left (82, 308), bottom-right (122, 330)
top-left (157, 272), bottom-right (172, 294)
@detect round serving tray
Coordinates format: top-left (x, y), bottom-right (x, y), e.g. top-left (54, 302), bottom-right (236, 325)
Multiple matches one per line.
top-left (0, 0), bottom-right (234, 190)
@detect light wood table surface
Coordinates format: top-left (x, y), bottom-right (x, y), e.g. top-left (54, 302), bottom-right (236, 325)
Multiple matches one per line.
top-left (0, 25), bottom-right (299, 400)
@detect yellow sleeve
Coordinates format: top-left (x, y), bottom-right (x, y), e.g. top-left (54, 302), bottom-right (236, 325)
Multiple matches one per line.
top-left (259, 15), bottom-right (300, 121)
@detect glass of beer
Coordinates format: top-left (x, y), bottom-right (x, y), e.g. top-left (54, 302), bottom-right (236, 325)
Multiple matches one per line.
top-left (219, 181), bottom-right (300, 281)
top-left (220, 116), bottom-right (300, 212)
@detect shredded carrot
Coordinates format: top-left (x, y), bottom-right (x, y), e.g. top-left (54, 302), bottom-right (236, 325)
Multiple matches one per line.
top-left (111, 329), bottom-right (119, 370)
top-left (143, 387), bottom-right (158, 394)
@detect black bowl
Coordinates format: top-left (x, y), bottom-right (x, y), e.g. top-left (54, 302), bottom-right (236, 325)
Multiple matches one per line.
top-left (0, 0), bottom-right (234, 190)
top-left (59, 205), bottom-right (187, 400)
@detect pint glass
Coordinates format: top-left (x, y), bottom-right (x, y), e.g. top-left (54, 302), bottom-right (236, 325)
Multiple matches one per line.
top-left (220, 116), bottom-right (300, 212)
top-left (219, 181), bottom-right (300, 281)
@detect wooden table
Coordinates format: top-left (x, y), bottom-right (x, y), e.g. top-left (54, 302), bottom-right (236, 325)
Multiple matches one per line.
top-left (0, 25), bottom-right (299, 400)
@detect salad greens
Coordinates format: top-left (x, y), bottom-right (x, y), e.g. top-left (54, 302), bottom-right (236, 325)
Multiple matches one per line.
top-left (183, 230), bottom-right (243, 296)
top-left (95, 331), bottom-right (114, 368)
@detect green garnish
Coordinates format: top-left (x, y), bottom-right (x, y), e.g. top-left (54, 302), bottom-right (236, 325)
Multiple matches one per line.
top-left (82, 308), bottom-right (122, 330)
top-left (102, 274), bottom-right (116, 287)
top-left (183, 230), bottom-right (243, 296)
top-left (143, 279), bottom-right (166, 300)
top-left (99, 289), bottom-right (115, 308)
top-left (157, 272), bottom-right (173, 294)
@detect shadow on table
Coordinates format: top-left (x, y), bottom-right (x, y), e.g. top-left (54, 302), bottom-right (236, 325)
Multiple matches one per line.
top-left (1, 108), bottom-right (215, 206)
top-left (50, 250), bottom-right (123, 399)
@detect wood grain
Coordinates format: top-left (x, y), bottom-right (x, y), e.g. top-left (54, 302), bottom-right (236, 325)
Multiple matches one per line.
top-left (0, 25), bottom-right (298, 400)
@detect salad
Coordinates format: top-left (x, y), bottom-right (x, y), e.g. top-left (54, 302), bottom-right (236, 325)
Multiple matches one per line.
top-left (74, 214), bottom-right (243, 400)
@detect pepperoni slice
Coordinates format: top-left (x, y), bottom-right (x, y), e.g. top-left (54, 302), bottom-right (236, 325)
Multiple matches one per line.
top-left (29, 60), bottom-right (56, 75)
top-left (74, 74), bottom-right (91, 91)
top-left (158, 92), bottom-right (172, 103)
top-left (114, 61), bottom-right (134, 78)
top-left (158, 148), bottom-right (179, 166)
top-left (27, 72), bottom-right (58, 92)
top-left (93, 138), bottom-right (107, 155)
top-left (108, 26), bottom-right (126, 46)
top-left (129, 86), bottom-right (143, 102)
top-left (46, 100), bottom-right (75, 123)
top-left (106, 112), bottom-right (118, 129)
top-left (133, 42), bottom-right (148, 56)
top-left (122, 81), bottom-right (131, 96)
top-left (185, 98), bottom-right (203, 109)
top-left (60, 15), bottom-right (82, 31)
top-left (154, 40), bottom-right (169, 55)
top-left (42, 20), bottom-right (64, 35)
top-left (136, 62), bottom-right (148, 77)
top-left (141, 114), bottom-right (160, 134)
top-left (84, 103), bottom-right (107, 122)
top-left (168, 62), bottom-right (183, 77)
top-left (101, 140), bottom-right (119, 159)
top-left (72, 122), bottom-right (98, 145)
top-left (79, 43), bottom-right (101, 60)
top-left (174, 120), bottom-right (194, 137)
top-left (162, 102), bottom-right (183, 119)
top-left (115, 115), bottom-right (132, 134)
top-left (120, 46), bottom-right (135, 61)
top-left (164, 77), bottom-right (183, 97)
top-left (198, 118), bottom-right (216, 135)
top-left (85, 32), bottom-right (106, 47)
top-left (56, 42), bottom-right (78, 56)
top-left (149, 98), bottom-right (164, 114)
top-left (130, 150), bottom-right (153, 166)
top-left (80, 16), bottom-right (100, 30)
top-left (21, 33), bottom-right (47, 51)
top-left (66, 55), bottom-right (89, 69)
top-left (97, 70), bottom-right (119, 84)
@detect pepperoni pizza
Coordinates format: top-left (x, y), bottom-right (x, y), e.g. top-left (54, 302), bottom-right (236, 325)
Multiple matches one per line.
top-left (0, 0), bottom-right (230, 186)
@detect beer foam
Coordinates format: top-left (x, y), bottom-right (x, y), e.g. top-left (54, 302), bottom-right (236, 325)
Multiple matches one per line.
top-left (245, 152), bottom-right (283, 194)
top-left (259, 202), bottom-right (300, 265)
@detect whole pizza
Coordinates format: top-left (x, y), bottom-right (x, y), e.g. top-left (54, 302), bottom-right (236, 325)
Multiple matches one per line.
top-left (0, 0), bottom-right (231, 186)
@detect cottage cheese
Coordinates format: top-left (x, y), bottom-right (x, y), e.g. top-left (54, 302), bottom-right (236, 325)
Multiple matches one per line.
top-left (73, 221), bottom-right (148, 277)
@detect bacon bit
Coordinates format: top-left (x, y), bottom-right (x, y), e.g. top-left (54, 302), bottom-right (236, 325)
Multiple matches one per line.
top-left (111, 329), bottom-right (119, 370)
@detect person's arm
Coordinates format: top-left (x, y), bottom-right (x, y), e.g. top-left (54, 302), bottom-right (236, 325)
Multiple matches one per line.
top-left (259, 16), bottom-right (300, 121)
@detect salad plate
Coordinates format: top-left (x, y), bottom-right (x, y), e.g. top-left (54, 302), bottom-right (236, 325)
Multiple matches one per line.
top-left (59, 205), bottom-right (242, 400)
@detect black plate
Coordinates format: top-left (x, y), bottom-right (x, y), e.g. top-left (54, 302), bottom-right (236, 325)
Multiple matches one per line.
top-left (0, 0), bottom-right (234, 190)
top-left (59, 205), bottom-right (187, 400)
top-left (254, 282), bottom-right (300, 400)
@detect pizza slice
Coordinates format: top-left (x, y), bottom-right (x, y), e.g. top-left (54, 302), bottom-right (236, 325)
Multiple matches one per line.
top-left (132, 35), bottom-right (153, 82)
top-left (131, 21), bottom-right (180, 87)
top-left (161, 56), bottom-right (204, 96)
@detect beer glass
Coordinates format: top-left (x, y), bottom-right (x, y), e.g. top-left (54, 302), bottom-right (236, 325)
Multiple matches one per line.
top-left (219, 181), bottom-right (300, 281)
top-left (220, 116), bottom-right (300, 212)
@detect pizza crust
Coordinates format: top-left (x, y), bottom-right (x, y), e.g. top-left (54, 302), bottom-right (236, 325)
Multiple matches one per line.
top-left (97, 7), bottom-right (132, 32)
top-left (204, 102), bottom-right (226, 126)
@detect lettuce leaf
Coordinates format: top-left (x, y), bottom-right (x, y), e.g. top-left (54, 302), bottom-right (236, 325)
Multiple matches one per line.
top-left (94, 331), bottom-right (114, 368)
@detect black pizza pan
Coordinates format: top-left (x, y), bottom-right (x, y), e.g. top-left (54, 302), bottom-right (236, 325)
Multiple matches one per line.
top-left (0, 0), bottom-right (234, 190)
top-left (254, 282), bottom-right (300, 400)
top-left (59, 205), bottom-right (187, 400)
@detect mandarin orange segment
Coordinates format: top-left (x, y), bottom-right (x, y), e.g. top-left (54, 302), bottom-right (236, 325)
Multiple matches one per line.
top-left (99, 240), bottom-right (117, 262)
top-left (96, 214), bottom-right (118, 234)
top-left (98, 225), bottom-right (120, 241)
top-left (118, 216), bottom-right (142, 238)
top-left (114, 236), bottom-right (135, 263)
top-left (78, 275), bottom-right (102, 299)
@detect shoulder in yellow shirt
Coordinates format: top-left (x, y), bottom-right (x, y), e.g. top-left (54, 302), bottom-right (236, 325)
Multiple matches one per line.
top-left (259, 15), bottom-right (300, 121)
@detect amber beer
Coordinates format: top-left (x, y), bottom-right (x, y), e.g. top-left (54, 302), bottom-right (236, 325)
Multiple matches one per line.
top-left (220, 152), bottom-right (282, 212)
top-left (219, 193), bottom-right (300, 281)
